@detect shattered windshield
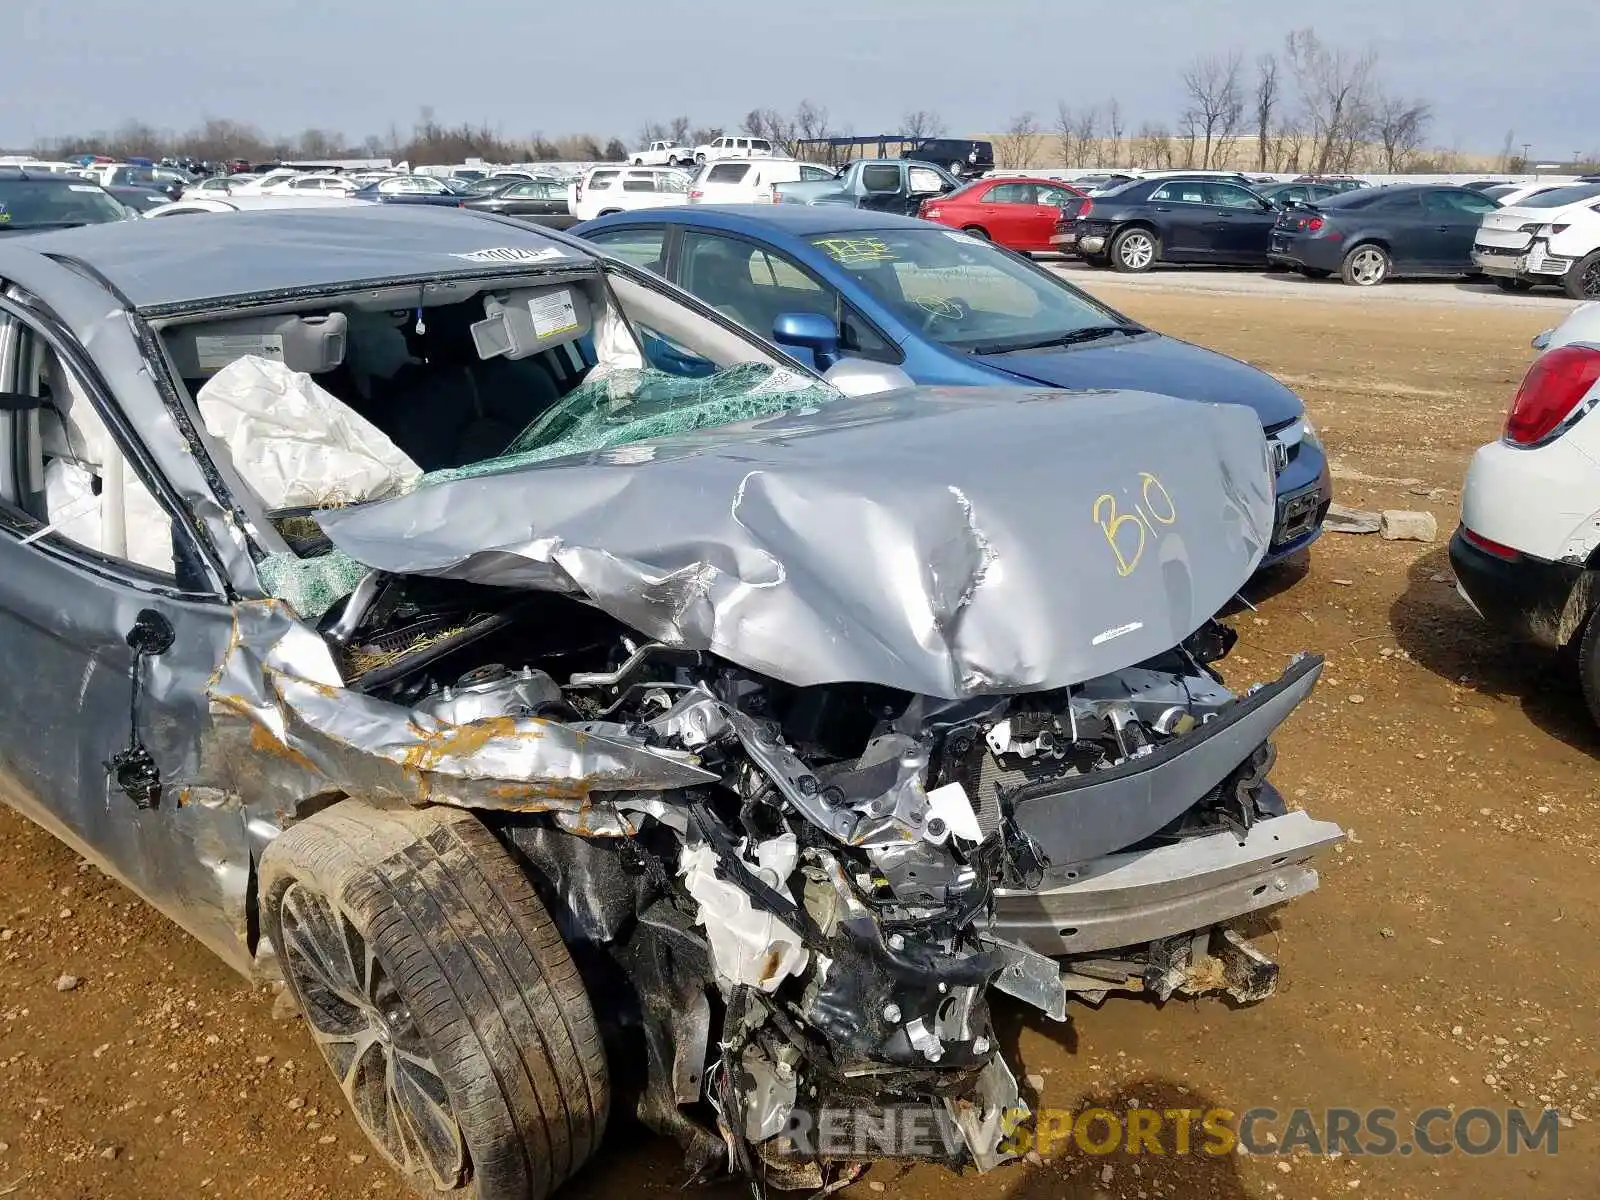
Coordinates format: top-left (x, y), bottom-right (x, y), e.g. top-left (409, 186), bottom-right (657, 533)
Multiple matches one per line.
top-left (807, 227), bottom-right (1134, 354)
top-left (426, 363), bottom-right (842, 482)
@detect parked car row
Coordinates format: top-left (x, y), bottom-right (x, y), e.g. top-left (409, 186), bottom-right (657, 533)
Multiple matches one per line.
top-left (1046, 174), bottom-right (1558, 289)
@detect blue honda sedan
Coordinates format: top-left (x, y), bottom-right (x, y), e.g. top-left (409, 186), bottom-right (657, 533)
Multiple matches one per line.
top-left (573, 205), bottom-right (1330, 564)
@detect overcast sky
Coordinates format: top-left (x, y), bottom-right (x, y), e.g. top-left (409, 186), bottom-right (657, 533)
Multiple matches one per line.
top-left (7, 0), bottom-right (1597, 159)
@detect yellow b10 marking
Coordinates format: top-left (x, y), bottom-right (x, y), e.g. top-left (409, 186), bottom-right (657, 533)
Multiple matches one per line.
top-left (1094, 472), bottom-right (1178, 576)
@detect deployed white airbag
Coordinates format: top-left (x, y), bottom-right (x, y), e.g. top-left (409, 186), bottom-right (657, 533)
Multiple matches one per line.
top-left (196, 355), bottom-right (421, 509)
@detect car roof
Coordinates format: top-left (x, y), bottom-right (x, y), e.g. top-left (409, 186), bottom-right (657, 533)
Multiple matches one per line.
top-left (5, 205), bottom-right (592, 312)
top-left (0, 170), bottom-right (90, 186)
top-left (581, 204), bottom-right (933, 238)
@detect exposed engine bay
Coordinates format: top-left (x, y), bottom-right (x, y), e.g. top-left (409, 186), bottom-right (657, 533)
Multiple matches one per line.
top-left (281, 571), bottom-right (1342, 1184)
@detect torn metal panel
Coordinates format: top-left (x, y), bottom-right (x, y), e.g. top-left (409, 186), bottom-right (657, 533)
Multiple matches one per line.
top-left (318, 388), bottom-right (1276, 699)
top-left (1008, 653), bottom-right (1324, 867)
top-left (992, 808), bottom-right (1344, 956)
top-left (207, 603), bottom-right (719, 811)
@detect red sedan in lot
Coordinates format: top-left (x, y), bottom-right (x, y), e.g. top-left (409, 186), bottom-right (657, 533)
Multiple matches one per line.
top-left (917, 176), bottom-right (1086, 251)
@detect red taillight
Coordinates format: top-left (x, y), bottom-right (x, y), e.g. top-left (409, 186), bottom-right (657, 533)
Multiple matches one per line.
top-left (1462, 527), bottom-right (1520, 561)
top-left (689, 189), bottom-right (704, 200)
top-left (1304, 215), bottom-right (1324, 233)
top-left (1077, 199), bottom-right (1092, 218)
top-left (1505, 345), bottom-right (1600, 445)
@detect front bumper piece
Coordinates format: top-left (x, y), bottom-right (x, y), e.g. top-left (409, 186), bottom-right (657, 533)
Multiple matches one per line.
top-left (1473, 240), bottom-right (1573, 280)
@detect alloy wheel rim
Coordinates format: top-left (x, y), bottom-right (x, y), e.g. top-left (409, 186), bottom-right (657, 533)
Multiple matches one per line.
top-left (1582, 261), bottom-right (1600, 298)
top-left (1351, 248), bottom-right (1385, 285)
top-left (278, 883), bottom-right (467, 1190)
top-left (1122, 234), bottom-right (1153, 269)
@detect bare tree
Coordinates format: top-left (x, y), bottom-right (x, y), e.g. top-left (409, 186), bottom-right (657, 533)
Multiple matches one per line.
top-left (1495, 128), bottom-right (1516, 173)
top-left (1375, 96), bottom-right (1433, 172)
top-left (668, 116), bottom-right (692, 145)
top-left (1132, 122), bottom-right (1174, 169)
top-left (902, 109), bottom-right (946, 141)
top-left (1104, 97), bottom-right (1124, 168)
top-left (1054, 102), bottom-right (1076, 168)
top-left (997, 111), bottom-right (1042, 168)
top-left (1284, 27), bottom-right (1380, 173)
top-left (1254, 53), bottom-right (1280, 171)
top-left (1180, 50), bottom-right (1244, 170)
top-left (1071, 105), bottom-right (1100, 167)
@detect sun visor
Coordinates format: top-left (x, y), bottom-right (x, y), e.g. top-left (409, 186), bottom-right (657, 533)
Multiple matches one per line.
top-left (168, 312), bottom-right (349, 378)
top-left (471, 285), bottom-right (593, 361)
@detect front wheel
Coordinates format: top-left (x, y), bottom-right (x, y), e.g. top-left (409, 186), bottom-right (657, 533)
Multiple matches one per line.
top-left (1579, 610), bottom-right (1600, 728)
top-left (632, 158), bottom-right (644, 166)
top-left (694, 153), bottom-right (706, 165)
top-left (1110, 227), bottom-right (1158, 273)
top-left (261, 803), bottom-right (609, 1200)
top-left (1340, 243), bottom-right (1391, 287)
top-left (962, 225), bottom-right (990, 240)
top-left (1564, 251), bottom-right (1600, 300)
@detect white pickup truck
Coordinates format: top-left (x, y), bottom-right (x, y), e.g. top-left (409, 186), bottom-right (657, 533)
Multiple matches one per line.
top-left (629, 141), bottom-right (690, 168)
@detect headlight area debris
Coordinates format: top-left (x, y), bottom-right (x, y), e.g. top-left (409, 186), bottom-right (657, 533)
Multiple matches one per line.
top-left (213, 588), bottom-right (1338, 1193)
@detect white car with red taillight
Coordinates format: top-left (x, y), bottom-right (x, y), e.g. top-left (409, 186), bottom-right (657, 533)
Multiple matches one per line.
top-left (1472, 181), bottom-right (1600, 298)
top-left (1453, 303), bottom-right (1600, 722)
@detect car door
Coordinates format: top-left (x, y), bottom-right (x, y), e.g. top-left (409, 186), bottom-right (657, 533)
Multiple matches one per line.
top-left (0, 302), bottom-right (255, 972)
top-left (1375, 192), bottom-right (1430, 269)
top-left (971, 182), bottom-right (1030, 243)
top-left (904, 165), bottom-right (952, 217)
top-left (1424, 189), bottom-right (1496, 271)
top-left (858, 163), bottom-right (905, 212)
top-left (1207, 182), bottom-right (1279, 263)
top-left (1032, 185), bottom-right (1079, 251)
top-left (1146, 182), bottom-right (1214, 258)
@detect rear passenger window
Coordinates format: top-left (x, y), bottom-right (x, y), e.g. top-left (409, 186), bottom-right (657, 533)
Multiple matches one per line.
top-left (706, 164), bottom-right (751, 184)
top-left (622, 178), bottom-right (656, 192)
top-left (583, 227), bottom-right (667, 273)
top-left (861, 165), bottom-right (900, 193)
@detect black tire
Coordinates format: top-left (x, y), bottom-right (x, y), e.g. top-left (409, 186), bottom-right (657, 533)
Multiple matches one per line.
top-left (1495, 276), bottom-right (1535, 293)
top-left (631, 158), bottom-right (643, 166)
top-left (962, 224), bottom-right (990, 240)
top-left (597, 208), bottom-right (621, 217)
top-left (1579, 611), bottom-right (1600, 729)
top-left (261, 804), bottom-right (609, 1200)
top-left (1110, 226), bottom-right (1158, 273)
top-left (1564, 251), bottom-right (1600, 301)
top-left (1340, 242), bottom-right (1391, 287)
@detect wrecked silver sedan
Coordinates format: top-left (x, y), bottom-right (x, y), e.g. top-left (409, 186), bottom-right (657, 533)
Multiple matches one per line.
top-left (0, 207), bottom-right (1341, 1196)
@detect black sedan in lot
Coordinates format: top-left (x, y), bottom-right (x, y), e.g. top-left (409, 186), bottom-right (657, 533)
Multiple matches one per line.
top-left (459, 178), bottom-right (576, 229)
top-left (1267, 184), bottom-right (1499, 286)
top-left (1051, 175), bottom-right (1281, 272)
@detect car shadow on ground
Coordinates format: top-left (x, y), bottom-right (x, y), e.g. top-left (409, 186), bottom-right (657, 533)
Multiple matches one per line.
top-left (999, 1076), bottom-right (1252, 1200)
top-left (1389, 545), bottom-right (1599, 757)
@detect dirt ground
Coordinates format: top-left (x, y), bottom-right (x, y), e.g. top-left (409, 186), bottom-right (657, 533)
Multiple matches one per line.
top-left (2, 284), bottom-right (1595, 1200)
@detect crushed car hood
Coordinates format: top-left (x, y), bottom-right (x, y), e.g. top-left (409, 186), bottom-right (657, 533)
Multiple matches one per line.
top-left (318, 386), bottom-right (1274, 699)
